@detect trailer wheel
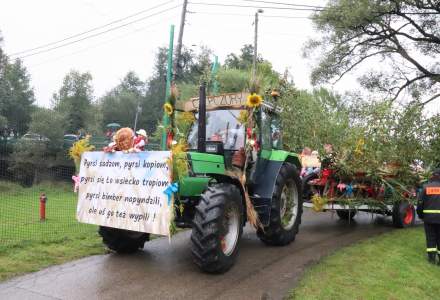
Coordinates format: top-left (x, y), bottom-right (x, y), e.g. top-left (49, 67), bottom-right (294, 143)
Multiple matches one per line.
top-left (302, 172), bottom-right (319, 202)
top-left (336, 209), bottom-right (357, 220)
top-left (191, 183), bottom-right (244, 273)
top-left (98, 227), bottom-right (149, 253)
top-left (257, 163), bottom-right (303, 246)
top-left (392, 201), bottom-right (415, 228)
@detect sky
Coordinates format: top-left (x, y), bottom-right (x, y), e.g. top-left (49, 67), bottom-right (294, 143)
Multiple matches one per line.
top-left (0, 0), bottom-right (329, 107)
top-left (0, 0), bottom-right (437, 113)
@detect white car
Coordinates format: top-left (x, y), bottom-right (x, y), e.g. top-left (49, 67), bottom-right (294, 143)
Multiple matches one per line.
top-left (21, 133), bottom-right (50, 142)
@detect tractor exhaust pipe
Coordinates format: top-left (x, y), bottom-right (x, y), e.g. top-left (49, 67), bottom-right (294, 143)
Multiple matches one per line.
top-left (197, 82), bottom-right (206, 153)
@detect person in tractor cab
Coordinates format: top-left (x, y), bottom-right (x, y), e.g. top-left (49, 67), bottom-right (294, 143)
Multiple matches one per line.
top-left (417, 168), bottom-right (440, 264)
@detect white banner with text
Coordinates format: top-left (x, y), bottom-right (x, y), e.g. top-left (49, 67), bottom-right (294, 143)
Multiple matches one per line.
top-left (76, 151), bottom-right (172, 236)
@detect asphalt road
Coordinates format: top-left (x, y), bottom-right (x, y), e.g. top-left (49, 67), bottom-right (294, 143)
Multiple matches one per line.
top-left (0, 210), bottom-right (396, 300)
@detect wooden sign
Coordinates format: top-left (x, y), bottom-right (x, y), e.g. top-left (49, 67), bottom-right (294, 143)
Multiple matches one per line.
top-left (176, 92), bottom-right (249, 111)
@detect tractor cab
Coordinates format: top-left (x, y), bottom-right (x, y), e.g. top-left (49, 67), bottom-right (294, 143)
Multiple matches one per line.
top-left (187, 109), bottom-right (246, 168)
top-left (179, 92), bottom-right (284, 169)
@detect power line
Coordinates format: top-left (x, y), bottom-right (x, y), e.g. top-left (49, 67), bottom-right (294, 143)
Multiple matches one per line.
top-left (240, 0), bottom-right (324, 9)
top-left (188, 2), bottom-right (323, 11)
top-left (10, 0), bottom-right (176, 57)
top-left (17, 5), bottom-right (180, 59)
top-left (30, 13), bottom-right (179, 68)
top-left (191, 11), bottom-right (253, 17)
top-left (262, 14), bottom-right (311, 19)
top-left (191, 11), bottom-right (311, 19)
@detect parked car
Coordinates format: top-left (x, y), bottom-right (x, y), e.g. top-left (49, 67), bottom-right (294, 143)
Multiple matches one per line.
top-left (21, 133), bottom-right (50, 142)
top-left (63, 134), bottom-right (79, 148)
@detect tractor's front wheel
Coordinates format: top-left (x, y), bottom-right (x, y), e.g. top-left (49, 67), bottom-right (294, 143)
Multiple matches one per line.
top-left (191, 183), bottom-right (244, 273)
top-left (257, 163), bottom-right (303, 246)
top-left (98, 226), bottom-right (149, 254)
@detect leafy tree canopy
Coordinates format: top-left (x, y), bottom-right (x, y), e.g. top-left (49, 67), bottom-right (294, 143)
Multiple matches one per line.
top-left (52, 70), bottom-right (93, 134)
top-left (0, 32), bottom-right (35, 134)
top-left (306, 0), bottom-right (440, 105)
top-left (224, 44), bottom-right (262, 70)
top-left (100, 71), bottom-right (146, 131)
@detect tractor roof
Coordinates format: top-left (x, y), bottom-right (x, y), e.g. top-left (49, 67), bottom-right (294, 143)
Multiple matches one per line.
top-left (176, 92), bottom-right (249, 112)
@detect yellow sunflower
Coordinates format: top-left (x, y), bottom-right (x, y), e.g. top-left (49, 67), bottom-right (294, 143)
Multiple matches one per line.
top-left (164, 103), bottom-right (174, 116)
top-left (246, 93), bottom-right (263, 108)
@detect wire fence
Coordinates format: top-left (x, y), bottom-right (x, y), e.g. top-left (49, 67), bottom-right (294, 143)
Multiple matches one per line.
top-left (0, 133), bottom-right (159, 251)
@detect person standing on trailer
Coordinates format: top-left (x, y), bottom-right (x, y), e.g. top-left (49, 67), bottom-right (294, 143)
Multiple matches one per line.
top-left (417, 168), bottom-right (440, 264)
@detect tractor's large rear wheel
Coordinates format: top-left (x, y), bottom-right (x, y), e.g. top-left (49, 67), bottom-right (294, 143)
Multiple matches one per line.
top-left (257, 163), bottom-right (303, 246)
top-left (191, 183), bottom-right (244, 273)
top-left (98, 226), bottom-right (149, 254)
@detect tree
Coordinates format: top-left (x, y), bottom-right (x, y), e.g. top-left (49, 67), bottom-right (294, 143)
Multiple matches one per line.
top-left (0, 33), bottom-right (35, 134)
top-left (305, 0), bottom-right (440, 105)
top-left (280, 87), bottom-right (351, 152)
top-left (0, 115), bottom-right (6, 129)
top-left (29, 107), bottom-right (65, 148)
top-left (52, 70), bottom-right (93, 133)
top-left (175, 46), bottom-right (213, 82)
top-left (100, 72), bottom-right (146, 130)
top-left (225, 44), bottom-right (262, 70)
top-left (216, 68), bottom-right (250, 93)
top-left (1, 60), bottom-right (35, 134)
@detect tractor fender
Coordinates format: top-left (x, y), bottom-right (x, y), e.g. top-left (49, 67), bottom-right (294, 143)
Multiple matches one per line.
top-left (265, 150), bottom-right (301, 170)
top-left (207, 173), bottom-right (248, 225)
top-left (249, 158), bottom-right (284, 226)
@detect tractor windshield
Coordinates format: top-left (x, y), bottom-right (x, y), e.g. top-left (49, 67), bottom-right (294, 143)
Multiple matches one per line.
top-left (188, 110), bottom-right (245, 150)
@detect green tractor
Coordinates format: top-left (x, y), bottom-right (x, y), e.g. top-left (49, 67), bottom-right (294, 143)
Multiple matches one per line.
top-left (98, 85), bottom-right (303, 273)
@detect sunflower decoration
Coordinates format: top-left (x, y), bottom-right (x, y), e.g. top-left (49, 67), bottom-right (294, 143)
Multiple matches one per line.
top-left (163, 102), bottom-right (174, 116)
top-left (165, 139), bottom-right (189, 182)
top-left (311, 194), bottom-right (327, 212)
top-left (354, 138), bottom-right (365, 156)
top-left (246, 93), bottom-right (263, 108)
top-left (237, 110), bottom-right (249, 124)
top-left (69, 136), bottom-right (95, 173)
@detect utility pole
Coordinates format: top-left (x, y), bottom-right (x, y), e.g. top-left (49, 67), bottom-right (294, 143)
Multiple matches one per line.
top-left (133, 104), bottom-right (142, 132)
top-left (252, 9), bottom-right (263, 82)
top-left (173, 0), bottom-right (188, 81)
top-left (161, 25), bottom-right (175, 150)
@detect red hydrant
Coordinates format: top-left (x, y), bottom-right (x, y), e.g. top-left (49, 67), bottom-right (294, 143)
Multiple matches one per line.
top-left (39, 193), bottom-right (47, 221)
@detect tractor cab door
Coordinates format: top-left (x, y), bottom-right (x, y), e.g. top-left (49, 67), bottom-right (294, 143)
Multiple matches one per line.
top-left (260, 106), bottom-right (283, 151)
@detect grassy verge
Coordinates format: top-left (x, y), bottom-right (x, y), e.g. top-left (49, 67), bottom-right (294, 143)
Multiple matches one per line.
top-left (291, 227), bottom-right (440, 299)
top-left (0, 181), bottom-right (105, 281)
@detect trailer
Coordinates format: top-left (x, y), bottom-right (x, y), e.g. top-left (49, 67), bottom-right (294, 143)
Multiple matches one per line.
top-left (302, 166), bottom-right (417, 228)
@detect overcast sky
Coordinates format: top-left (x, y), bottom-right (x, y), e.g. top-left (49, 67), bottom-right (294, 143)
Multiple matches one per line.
top-left (1, 0), bottom-right (437, 113)
top-left (0, 0), bottom-right (332, 107)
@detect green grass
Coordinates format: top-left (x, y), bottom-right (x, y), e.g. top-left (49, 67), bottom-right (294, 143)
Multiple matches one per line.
top-left (0, 181), bottom-right (105, 281)
top-left (291, 227), bottom-right (440, 300)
